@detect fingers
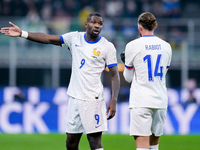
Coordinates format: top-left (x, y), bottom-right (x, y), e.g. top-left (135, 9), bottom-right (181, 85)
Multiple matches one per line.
top-left (107, 111), bottom-right (115, 120)
top-left (0, 22), bottom-right (15, 33)
top-left (0, 27), bottom-right (10, 31)
top-left (106, 108), bottom-right (116, 120)
top-left (0, 28), bottom-right (8, 34)
top-left (107, 114), bottom-right (112, 120)
top-left (0, 24), bottom-right (12, 35)
top-left (0, 28), bottom-right (10, 35)
top-left (106, 107), bottom-right (109, 115)
top-left (0, 22), bottom-right (21, 37)
top-left (9, 21), bottom-right (15, 27)
top-left (106, 107), bottom-right (110, 119)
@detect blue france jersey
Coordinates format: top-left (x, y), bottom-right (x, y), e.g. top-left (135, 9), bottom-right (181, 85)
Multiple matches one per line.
top-left (60, 32), bottom-right (117, 101)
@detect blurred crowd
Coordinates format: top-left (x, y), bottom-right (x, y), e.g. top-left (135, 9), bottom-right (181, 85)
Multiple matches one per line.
top-left (0, 0), bottom-right (181, 19)
top-left (1, 0), bottom-right (200, 93)
top-left (0, 0), bottom-right (196, 50)
top-left (0, 0), bottom-right (183, 40)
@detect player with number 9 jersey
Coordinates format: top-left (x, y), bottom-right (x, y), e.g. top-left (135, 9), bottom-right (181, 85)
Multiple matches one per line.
top-left (0, 12), bottom-right (120, 150)
top-left (60, 31), bottom-right (117, 101)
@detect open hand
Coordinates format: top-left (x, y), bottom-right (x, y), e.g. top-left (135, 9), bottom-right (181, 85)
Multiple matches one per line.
top-left (0, 22), bottom-right (21, 37)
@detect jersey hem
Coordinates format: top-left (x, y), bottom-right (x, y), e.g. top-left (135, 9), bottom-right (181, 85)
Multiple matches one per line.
top-left (68, 94), bottom-right (104, 102)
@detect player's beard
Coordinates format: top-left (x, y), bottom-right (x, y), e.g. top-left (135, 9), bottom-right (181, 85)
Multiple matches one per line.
top-left (91, 30), bottom-right (100, 39)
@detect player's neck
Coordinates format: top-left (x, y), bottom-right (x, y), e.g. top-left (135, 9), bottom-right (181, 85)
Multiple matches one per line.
top-left (85, 33), bottom-right (100, 42)
top-left (140, 28), bottom-right (154, 36)
top-left (141, 31), bottom-right (154, 36)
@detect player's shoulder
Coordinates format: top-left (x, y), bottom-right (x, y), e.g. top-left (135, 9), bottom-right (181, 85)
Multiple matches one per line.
top-left (62, 31), bottom-right (82, 38)
top-left (155, 36), bottom-right (171, 46)
top-left (126, 37), bottom-right (141, 48)
top-left (155, 36), bottom-right (172, 55)
top-left (160, 38), bottom-right (172, 53)
top-left (100, 36), bottom-right (115, 49)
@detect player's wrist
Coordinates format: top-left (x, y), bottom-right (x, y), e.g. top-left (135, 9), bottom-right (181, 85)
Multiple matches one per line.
top-left (111, 97), bottom-right (117, 103)
top-left (21, 30), bottom-right (28, 38)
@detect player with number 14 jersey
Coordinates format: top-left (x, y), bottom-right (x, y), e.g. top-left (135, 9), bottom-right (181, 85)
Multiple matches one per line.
top-left (125, 35), bottom-right (172, 109)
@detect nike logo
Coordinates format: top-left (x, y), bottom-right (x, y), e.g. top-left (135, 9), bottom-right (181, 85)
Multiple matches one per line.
top-left (95, 125), bottom-right (102, 128)
top-left (75, 44), bottom-right (82, 47)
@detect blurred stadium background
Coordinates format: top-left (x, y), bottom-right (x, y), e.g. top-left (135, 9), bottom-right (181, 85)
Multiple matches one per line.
top-left (0, 0), bottom-right (200, 149)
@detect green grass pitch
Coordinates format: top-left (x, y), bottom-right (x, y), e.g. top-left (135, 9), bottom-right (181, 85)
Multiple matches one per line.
top-left (0, 134), bottom-right (200, 150)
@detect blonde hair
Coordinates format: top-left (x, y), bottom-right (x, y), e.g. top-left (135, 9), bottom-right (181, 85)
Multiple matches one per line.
top-left (138, 12), bottom-right (157, 31)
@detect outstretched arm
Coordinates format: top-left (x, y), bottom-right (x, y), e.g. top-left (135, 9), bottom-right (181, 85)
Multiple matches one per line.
top-left (0, 22), bottom-right (61, 46)
top-left (106, 65), bottom-right (120, 120)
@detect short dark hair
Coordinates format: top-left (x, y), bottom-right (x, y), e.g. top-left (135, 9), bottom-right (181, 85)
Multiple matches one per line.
top-left (138, 12), bottom-right (157, 31)
top-left (87, 12), bottom-right (103, 21)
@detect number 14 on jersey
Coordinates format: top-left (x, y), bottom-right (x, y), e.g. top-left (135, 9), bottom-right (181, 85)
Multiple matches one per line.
top-left (143, 54), bottom-right (163, 81)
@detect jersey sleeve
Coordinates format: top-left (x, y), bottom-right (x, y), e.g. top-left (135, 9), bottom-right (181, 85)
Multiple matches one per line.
top-left (105, 42), bottom-right (117, 68)
top-left (125, 42), bottom-right (134, 69)
top-left (60, 31), bottom-right (78, 49)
